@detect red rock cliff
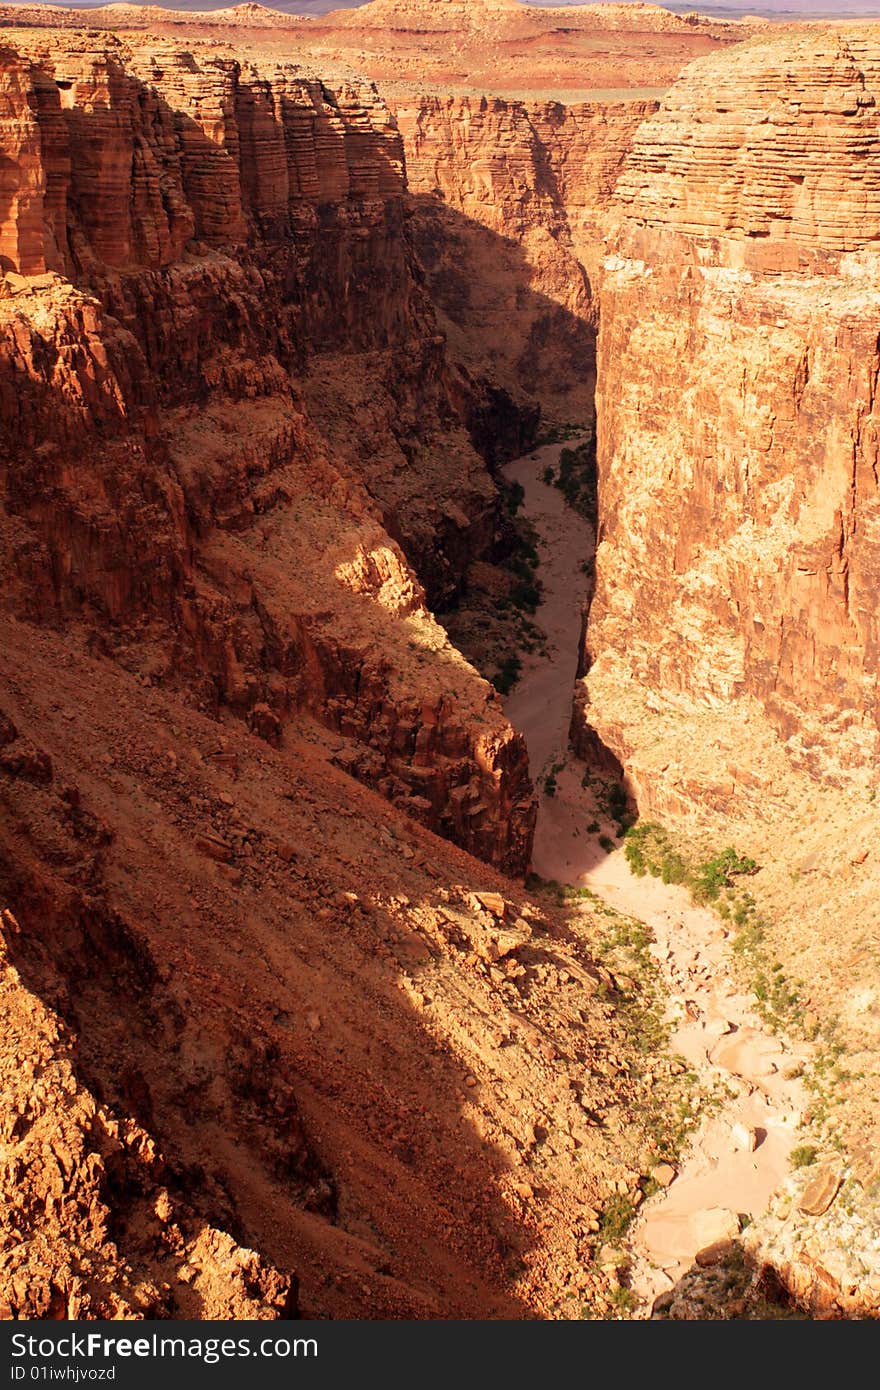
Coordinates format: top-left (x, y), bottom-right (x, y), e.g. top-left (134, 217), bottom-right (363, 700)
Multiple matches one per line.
top-left (391, 91), bottom-right (658, 422)
top-left (0, 32), bottom-right (535, 875)
top-left (577, 30), bottom-right (880, 803)
top-left (0, 35), bottom-right (667, 1302)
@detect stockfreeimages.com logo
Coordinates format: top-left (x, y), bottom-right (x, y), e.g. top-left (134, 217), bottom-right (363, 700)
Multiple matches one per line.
top-left (11, 1332), bottom-right (318, 1378)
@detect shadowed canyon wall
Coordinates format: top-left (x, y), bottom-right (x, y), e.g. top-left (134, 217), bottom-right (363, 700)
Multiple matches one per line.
top-left (391, 92), bottom-right (658, 422)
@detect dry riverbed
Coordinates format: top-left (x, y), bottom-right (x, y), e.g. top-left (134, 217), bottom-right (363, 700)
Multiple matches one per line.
top-left (503, 441), bottom-right (810, 1314)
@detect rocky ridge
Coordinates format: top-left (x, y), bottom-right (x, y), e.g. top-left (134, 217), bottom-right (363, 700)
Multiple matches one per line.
top-left (0, 30), bottom-right (536, 874)
top-left (325, 0), bottom-right (750, 39)
top-left (306, 0), bottom-right (752, 99)
top-left (0, 3), bottom-right (308, 29)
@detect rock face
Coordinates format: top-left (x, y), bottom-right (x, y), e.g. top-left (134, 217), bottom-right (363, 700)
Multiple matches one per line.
top-left (614, 33), bottom-right (880, 255)
top-left (0, 31), bottom-right (535, 875)
top-left (577, 30), bottom-right (880, 801)
top-left (1, 33), bottom-right (407, 280)
top-left (0, 909), bottom-right (298, 1319)
top-left (743, 1160), bottom-right (880, 1318)
top-left (10, 2), bottom-right (880, 1329)
top-left (392, 92), bottom-right (657, 421)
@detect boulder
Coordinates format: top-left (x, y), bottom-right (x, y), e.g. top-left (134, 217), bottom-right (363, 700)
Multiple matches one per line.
top-left (798, 1162), bottom-right (843, 1217)
top-left (690, 1208), bottom-right (740, 1251)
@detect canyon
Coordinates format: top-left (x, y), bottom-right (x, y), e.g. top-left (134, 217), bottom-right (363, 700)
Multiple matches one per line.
top-left (1, 0), bottom-right (879, 1322)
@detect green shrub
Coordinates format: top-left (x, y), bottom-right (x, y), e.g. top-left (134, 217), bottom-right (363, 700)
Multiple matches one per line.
top-left (790, 1145), bottom-right (818, 1169)
top-left (625, 825), bottom-right (762, 921)
top-left (623, 822), bottom-right (677, 880)
top-left (599, 1194), bottom-right (637, 1242)
top-left (535, 421), bottom-right (586, 448)
top-left (691, 848), bottom-right (758, 904)
top-left (606, 781), bottom-right (627, 816)
top-left (553, 441), bottom-right (598, 519)
top-left (510, 576), bottom-right (541, 610)
top-left (659, 851), bottom-right (687, 885)
top-left (606, 1287), bottom-right (637, 1318)
top-left (592, 779), bottom-right (634, 836)
top-left (625, 839), bottom-right (647, 877)
top-left (504, 480), bottom-right (525, 516)
top-left (492, 655), bottom-right (522, 696)
top-left (505, 528), bottom-right (542, 613)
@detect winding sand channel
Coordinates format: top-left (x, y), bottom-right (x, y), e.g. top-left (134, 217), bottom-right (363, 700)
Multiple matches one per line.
top-left (503, 441), bottom-right (810, 1312)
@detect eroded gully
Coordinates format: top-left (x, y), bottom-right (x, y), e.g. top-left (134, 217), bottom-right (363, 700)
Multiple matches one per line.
top-left (502, 439), bottom-right (810, 1313)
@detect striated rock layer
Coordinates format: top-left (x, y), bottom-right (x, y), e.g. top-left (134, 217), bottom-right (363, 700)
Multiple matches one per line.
top-left (0, 30), bottom-right (536, 875)
top-left (578, 29), bottom-right (880, 800)
top-left (613, 30), bottom-right (880, 256)
top-left (392, 92), bottom-right (657, 422)
top-left (311, 0), bottom-right (755, 96)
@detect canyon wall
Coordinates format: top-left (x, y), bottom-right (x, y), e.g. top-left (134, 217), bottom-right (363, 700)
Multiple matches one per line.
top-left (577, 30), bottom-right (880, 807)
top-left (10, 5), bottom-right (877, 1325)
top-left (392, 92), bottom-right (657, 422)
top-left (0, 36), bottom-right (676, 1307)
top-left (0, 31), bottom-right (536, 874)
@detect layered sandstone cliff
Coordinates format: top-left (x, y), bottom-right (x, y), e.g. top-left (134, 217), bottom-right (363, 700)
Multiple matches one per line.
top-left (392, 92), bottom-right (656, 422)
top-left (0, 31), bottom-right (536, 875)
top-left (578, 29), bottom-right (880, 800)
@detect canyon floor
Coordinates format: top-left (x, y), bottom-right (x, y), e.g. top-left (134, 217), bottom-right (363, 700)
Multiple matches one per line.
top-left (503, 441), bottom-right (828, 1316)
